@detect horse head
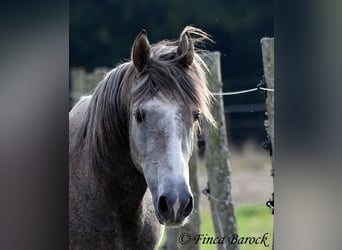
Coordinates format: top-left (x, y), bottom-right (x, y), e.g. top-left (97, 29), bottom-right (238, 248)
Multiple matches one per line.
top-left (127, 28), bottom-right (213, 226)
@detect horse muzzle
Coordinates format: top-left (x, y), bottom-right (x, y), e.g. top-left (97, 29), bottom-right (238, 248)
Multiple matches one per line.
top-left (156, 190), bottom-right (193, 226)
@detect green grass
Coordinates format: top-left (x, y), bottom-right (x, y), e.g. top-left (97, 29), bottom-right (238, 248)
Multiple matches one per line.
top-left (159, 205), bottom-right (273, 250)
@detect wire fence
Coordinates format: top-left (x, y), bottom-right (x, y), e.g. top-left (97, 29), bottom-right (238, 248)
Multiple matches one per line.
top-left (212, 86), bottom-right (274, 96)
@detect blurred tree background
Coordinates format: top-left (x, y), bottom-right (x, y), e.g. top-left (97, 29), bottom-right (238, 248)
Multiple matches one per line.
top-left (70, 0), bottom-right (273, 147)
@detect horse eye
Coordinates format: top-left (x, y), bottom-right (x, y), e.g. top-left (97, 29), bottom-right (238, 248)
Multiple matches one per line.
top-left (135, 110), bottom-right (145, 123)
top-left (193, 111), bottom-right (201, 121)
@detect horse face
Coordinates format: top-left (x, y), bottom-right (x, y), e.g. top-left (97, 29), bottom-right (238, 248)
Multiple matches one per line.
top-left (129, 97), bottom-right (197, 226)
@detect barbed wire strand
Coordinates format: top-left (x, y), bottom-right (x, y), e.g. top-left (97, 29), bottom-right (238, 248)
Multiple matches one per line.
top-left (203, 191), bottom-right (268, 210)
top-left (212, 87), bottom-right (274, 96)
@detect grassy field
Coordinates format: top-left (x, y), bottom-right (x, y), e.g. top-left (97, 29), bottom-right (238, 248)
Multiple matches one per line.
top-left (201, 205), bottom-right (273, 250)
top-left (159, 205), bottom-right (273, 250)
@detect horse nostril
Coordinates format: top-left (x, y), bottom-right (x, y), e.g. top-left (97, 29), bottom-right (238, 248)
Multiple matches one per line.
top-left (158, 196), bottom-right (170, 219)
top-left (183, 196), bottom-right (193, 217)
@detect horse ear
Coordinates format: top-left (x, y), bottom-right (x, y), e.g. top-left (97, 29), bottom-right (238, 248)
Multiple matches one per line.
top-left (177, 32), bottom-right (194, 67)
top-left (132, 29), bottom-right (150, 72)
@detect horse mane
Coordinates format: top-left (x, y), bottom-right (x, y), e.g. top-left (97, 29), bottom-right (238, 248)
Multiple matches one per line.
top-left (72, 26), bottom-right (215, 174)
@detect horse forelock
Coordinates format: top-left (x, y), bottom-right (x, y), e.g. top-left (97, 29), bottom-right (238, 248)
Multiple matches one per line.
top-left (127, 26), bottom-right (215, 126)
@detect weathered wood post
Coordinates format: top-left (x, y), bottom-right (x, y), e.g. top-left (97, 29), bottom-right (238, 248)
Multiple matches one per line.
top-left (87, 67), bottom-right (109, 91)
top-left (163, 151), bottom-right (201, 250)
top-left (261, 38), bottom-right (274, 161)
top-left (203, 51), bottom-right (239, 250)
top-left (70, 68), bottom-right (86, 107)
top-left (181, 151), bottom-right (201, 250)
top-left (70, 67), bottom-right (108, 108)
top-left (260, 37), bottom-right (274, 250)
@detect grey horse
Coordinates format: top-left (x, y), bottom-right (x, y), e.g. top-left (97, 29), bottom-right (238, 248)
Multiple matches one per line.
top-left (69, 26), bottom-right (214, 250)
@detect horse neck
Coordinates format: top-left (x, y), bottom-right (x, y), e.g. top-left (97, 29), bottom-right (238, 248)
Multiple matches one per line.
top-left (89, 65), bottom-right (148, 214)
top-left (94, 148), bottom-right (148, 214)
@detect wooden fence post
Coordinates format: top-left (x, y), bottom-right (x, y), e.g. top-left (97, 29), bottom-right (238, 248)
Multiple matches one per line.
top-left (163, 151), bottom-right (201, 250)
top-left (261, 37), bottom-right (274, 250)
top-left (261, 38), bottom-right (274, 158)
top-left (70, 67), bottom-right (108, 107)
top-left (181, 151), bottom-right (201, 250)
top-left (87, 67), bottom-right (109, 91)
top-left (203, 52), bottom-right (239, 250)
top-left (70, 68), bottom-right (86, 107)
